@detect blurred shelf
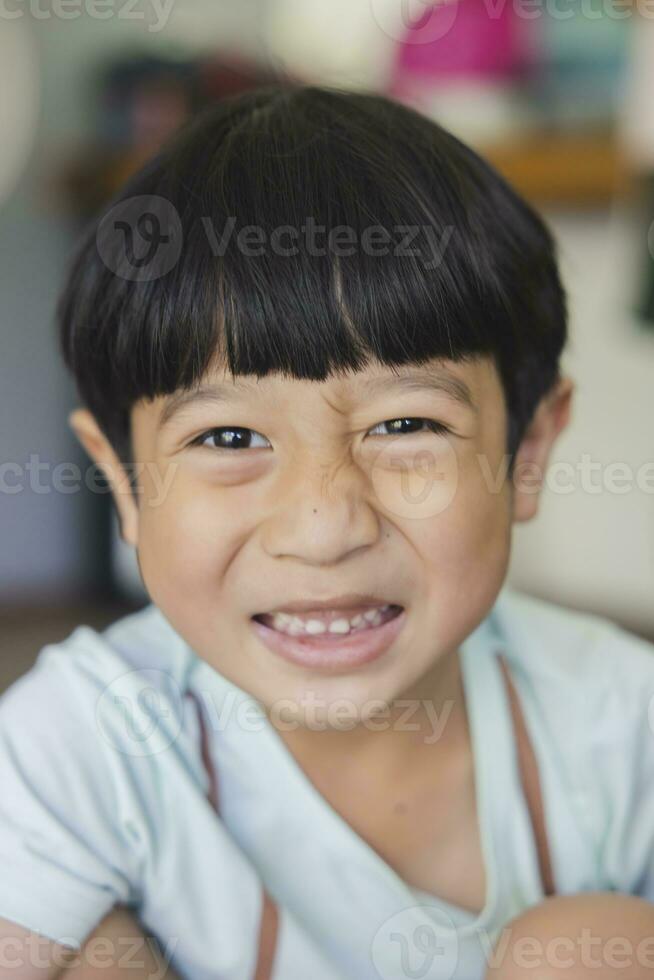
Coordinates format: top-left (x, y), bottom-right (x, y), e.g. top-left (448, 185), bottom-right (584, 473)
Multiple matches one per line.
top-left (0, 599), bottom-right (146, 693)
top-left (480, 128), bottom-right (626, 208)
top-left (58, 144), bottom-right (159, 220)
top-left (59, 129), bottom-right (627, 219)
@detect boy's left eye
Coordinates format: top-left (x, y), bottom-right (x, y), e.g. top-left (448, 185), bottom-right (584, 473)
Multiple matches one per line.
top-left (367, 418), bottom-right (450, 438)
top-left (189, 418), bottom-right (450, 452)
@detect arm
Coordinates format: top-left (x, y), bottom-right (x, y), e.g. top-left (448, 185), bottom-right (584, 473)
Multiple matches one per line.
top-left (60, 907), bottom-right (183, 980)
top-left (0, 651), bottom-right (151, 968)
top-left (0, 909), bottom-right (183, 980)
top-left (0, 916), bottom-right (79, 980)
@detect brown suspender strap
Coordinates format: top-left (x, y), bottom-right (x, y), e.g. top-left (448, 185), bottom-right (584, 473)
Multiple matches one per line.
top-left (252, 894), bottom-right (279, 980)
top-left (496, 654), bottom-right (556, 898)
top-left (187, 691), bottom-right (280, 980)
top-left (190, 689), bottom-right (220, 812)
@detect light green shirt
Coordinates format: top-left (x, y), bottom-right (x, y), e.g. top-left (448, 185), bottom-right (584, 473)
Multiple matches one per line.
top-left (1, 585), bottom-right (653, 979)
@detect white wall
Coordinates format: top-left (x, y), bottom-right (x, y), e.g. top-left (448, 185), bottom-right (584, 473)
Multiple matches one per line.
top-left (507, 205), bottom-right (654, 635)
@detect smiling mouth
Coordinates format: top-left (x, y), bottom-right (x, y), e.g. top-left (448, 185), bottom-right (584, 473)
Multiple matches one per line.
top-left (251, 603), bottom-right (403, 639)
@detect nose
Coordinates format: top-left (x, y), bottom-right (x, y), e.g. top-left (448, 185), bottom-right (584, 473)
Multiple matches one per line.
top-left (260, 455), bottom-right (381, 566)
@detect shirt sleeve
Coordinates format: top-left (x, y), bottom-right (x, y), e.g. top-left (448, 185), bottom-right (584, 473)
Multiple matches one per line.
top-left (592, 624), bottom-right (654, 904)
top-left (0, 644), bottom-right (145, 948)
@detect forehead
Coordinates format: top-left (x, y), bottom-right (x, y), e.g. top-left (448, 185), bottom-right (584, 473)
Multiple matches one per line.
top-left (136, 355), bottom-right (502, 435)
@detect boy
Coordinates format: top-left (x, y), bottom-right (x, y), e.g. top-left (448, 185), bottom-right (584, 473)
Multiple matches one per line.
top-left (2, 84), bottom-right (654, 980)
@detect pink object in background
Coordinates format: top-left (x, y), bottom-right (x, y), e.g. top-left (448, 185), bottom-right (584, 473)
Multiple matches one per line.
top-left (389, 0), bottom-right (537, 98)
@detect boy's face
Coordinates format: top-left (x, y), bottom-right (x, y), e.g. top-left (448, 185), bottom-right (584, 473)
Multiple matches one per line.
top-left (71, 354), bottom-right (572, 724)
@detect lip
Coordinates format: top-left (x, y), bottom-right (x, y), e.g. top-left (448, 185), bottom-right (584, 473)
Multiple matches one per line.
top-left (249, 605), bottom-right (407, 672)
top-left (255, 593), bottom-right (401, 616)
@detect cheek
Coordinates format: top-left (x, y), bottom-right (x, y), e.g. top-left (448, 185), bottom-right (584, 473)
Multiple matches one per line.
top-left (368, 437), bottom-right (460, 522)
top-left (408, 445), bottom-right (512, 581)
top-left (135, 471), bottom-right (247, 595)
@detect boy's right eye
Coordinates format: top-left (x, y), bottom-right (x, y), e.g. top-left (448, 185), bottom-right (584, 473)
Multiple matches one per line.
top-left (190, 427), bottom-right (271, 452)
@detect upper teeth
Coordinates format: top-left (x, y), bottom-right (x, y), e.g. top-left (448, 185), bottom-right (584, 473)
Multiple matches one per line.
top-left (267, 605), bottom-right (393, 636)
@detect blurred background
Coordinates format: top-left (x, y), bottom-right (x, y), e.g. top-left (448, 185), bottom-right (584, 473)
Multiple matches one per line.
top-left (2, 0), bottom-right (654, 692)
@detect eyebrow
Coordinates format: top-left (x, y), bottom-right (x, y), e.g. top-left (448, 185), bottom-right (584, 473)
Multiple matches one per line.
top-left (358, 371), bottom-right (478, 415)
top-left (157, 369), bottom-right (478, 432)
top-left (158, 378), bottom-right (262, 431)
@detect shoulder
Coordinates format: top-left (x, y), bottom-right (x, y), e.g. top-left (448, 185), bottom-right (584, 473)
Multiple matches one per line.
top-left (0, 606), bottom-right (209, 943)
top-left (491, 585), bottom-right (654, 700)
top-left (0, 602), bottom-right (203, 767)
top-left (0, 605), bottom-right (214, 889)
top-left (488, 585), bottom-right (654, 790)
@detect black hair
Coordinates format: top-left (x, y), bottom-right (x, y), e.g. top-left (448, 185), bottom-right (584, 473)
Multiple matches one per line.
top-left (57, 82), bottom-right (567, 493)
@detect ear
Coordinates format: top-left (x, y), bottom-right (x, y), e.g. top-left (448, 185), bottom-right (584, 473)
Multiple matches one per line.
top-left (511, 376), bottom-right (574, 524)
top-left (68, 408), bottom-right (139, 547)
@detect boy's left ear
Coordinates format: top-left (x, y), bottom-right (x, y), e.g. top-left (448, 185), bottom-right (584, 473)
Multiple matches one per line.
top-left (511, 375), bottom-right (575, 524)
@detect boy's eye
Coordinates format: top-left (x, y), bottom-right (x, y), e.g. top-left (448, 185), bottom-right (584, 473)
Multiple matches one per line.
top-left (191, 427), bottom-right (270, 451)
top-left (367, 418), bottom-right (450, 438)
top-left (190, 418), bottom-right (449, 453)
